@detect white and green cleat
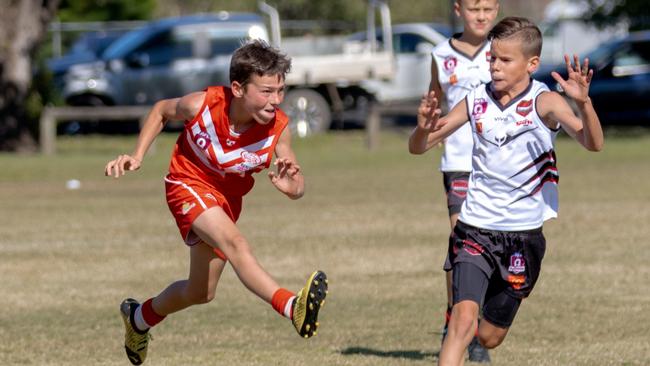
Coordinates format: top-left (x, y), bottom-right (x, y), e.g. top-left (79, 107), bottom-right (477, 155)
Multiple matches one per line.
top-left (120, 298), bottom-right (152, 365)
top-left (292, 270), bottom-right (328, 338)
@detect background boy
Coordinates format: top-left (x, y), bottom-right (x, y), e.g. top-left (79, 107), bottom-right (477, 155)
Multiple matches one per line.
top-left (105, 40), bottom-right (328, 365)
top-left (409, 17), bottom-right (603, 366)
top-left (429, 0), bottom-right (498, 362)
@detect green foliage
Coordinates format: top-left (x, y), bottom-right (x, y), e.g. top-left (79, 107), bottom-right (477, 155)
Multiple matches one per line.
top-left (57, 0), bottom-right (156, 21)
top-left (585, 0), bottom-right (650, 31)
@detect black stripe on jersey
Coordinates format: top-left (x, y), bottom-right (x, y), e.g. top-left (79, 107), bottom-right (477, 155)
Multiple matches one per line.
top-left (510, 149), bottom-right (559, 203)
top-left (509, 150), bottom-right (556, 179)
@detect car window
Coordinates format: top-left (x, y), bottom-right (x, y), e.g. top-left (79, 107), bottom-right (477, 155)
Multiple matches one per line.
top-left (613, 40), bottom-right (650, 76)
top-left (393, 33), bottom-right (427, 54)
top-left (131, 29), bottom-right (193, 66)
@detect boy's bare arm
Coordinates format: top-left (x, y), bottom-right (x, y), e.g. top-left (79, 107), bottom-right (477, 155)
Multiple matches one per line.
top-left (429, 56), bottom-right (446, 107)
top-left (104, 91), bottom-right (205, 178)
top-left (408, 92), bottom-right (469, 155)
top-left (270, 127), bottom-right (304, 199)
top-left (539, 55), bottom-right (604, 152)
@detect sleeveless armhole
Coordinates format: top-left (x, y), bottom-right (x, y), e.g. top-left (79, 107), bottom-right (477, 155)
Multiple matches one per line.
top-left (535, 90), bottom-right (561, 133)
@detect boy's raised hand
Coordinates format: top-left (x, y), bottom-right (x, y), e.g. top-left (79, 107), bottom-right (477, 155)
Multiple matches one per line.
top-left (417, 91), bottom-right (444, 131)
top-left (551, 54), bottom-right (593, 104)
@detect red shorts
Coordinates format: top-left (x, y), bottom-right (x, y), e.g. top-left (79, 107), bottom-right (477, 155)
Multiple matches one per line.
top-left (164, 174), bottom-right (243, 261)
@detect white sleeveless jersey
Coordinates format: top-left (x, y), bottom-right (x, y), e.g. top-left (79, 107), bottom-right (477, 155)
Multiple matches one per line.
top-left (432, 36), bottom-right (492, 172)
top-left (459, 80), bottom-right (560, 231)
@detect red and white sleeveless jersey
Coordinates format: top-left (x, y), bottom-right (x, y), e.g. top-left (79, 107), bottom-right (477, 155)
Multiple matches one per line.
top-left (459, 80), bottom-right (560, 231)
top-left (432, 36), bottom-right (492, 172)
top-left (168, 86), bottom-right (288, 196)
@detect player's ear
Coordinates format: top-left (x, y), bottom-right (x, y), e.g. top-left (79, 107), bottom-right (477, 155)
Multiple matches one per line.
top-left (453, 0), bottom-right (461, 17)
top-left (231, 81), bottom-right (245, 97)
top-left (527, 55), bottom-right (540, 75)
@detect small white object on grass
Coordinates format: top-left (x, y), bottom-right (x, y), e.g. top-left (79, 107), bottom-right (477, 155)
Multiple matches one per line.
top-left (66, 179), bottom-right (81, 190)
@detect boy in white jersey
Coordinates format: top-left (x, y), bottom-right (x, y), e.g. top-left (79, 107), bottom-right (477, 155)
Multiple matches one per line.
top-left (429, 1), bottom-right (497, 362)
top-left (409, 17), bottom-right (603, 366)
top-left (105, 41), bottom-right (328, 365)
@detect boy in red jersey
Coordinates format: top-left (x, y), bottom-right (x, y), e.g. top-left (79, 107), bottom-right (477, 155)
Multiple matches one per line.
top-left (105, 40), bottom-right (327, 365)
top-left (409, 17), bottom-right (603, 365)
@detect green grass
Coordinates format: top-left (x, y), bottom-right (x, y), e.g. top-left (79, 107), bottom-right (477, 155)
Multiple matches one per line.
top-left (1, 130), bottom-right (649, 365)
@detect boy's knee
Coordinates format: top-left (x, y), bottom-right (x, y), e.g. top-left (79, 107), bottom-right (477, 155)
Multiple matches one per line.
top-left (449, 305), bottom-right (478, 337)
top-left (224, 234), bottom-right (251, 254)
top-left (478, 333), bottom-right (504, 349)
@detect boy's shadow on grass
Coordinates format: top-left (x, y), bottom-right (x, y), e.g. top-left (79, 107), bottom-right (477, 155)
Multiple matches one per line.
top-left (340, 346), bottom-right (438, 360)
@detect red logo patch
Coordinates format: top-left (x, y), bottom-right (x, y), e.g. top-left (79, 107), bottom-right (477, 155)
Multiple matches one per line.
top-left (443, 55), bottom-right (458, 74)
top-left (476, 121), bottom-right (483, 134)
top-left (193, 131), bottom-right (211, 150)
top-left (472, 98), bottom-right (488, 117)
top-left (485, 51), bottom-right (491, 63)
top-left (516, 99), bottom-right (533, 117)
top-left (450, 180), bottom-right (468, 198)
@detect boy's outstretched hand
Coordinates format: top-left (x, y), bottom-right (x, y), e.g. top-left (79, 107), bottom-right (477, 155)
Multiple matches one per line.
top-left (105, 154), bottom-right (142, 178)
top-left (551, 54), bottom-right (593, 104)
top-left (417, 91), bottom-right (444, 132)
top-left (268, 157), bottom-right (303, 198)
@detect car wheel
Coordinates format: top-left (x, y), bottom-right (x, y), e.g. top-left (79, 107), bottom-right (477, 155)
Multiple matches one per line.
top-left (281, 89), bottom-right (332, 138)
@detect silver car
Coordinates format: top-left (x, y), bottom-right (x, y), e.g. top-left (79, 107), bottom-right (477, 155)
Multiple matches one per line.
top-left (62, 12), bottom-right (268, 107)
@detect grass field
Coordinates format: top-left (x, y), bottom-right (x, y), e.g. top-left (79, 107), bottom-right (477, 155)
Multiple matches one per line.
top-left (1, 129), bottom-right (649, 365)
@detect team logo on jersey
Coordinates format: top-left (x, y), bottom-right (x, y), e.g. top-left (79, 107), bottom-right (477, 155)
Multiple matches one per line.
top-left (508, 252), bottom-right (526, 274)
top-left (472, 98), bottom-right (488, 117)
top-left (226, 139), bottom-right (236, 146)
top-left (449, 74), bottom-right (458, 85)
top-left (485, 51), bottom-right (491, 62)
top-left (443, 55), bottom-right (458, 74)
top-left (241, 151), bottom-right (262, 166)
top-left (234, 151), bottom-right (263, 173)
top-left (516, 99), bottom-right (533, 117)
top-left (193, 131), bottom-right (212, 150)
top-left (476, 120), bottom-right (483, 134)
top-left (181, 202), bottom-right (196, 215)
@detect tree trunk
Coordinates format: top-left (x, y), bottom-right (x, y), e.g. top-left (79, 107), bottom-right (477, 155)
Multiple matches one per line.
top-left (0, 0), bottom-right (59, 152)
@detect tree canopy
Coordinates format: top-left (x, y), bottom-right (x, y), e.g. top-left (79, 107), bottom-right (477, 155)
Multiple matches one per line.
top-left (585, 0), bottom-right (650, 31)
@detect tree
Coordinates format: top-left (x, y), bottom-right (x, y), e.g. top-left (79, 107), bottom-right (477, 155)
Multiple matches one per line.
top-left (585, 0), bottom-right (650, 31)
top-left (0, 0), bottom-right (59, 152)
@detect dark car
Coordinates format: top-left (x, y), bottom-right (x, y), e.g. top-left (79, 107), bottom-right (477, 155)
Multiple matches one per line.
top-left (535, 31), bottom-right (650, 126)
top-left (46, 30), bottom-right (126, 90)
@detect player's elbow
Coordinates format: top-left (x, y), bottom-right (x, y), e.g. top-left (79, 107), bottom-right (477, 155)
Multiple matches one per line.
top-left (408, 141), bottom-right (426, 155)
top-left (585, 139), bottom-right (604, 152)
top-left (590, 140), bottom-right (604, 152)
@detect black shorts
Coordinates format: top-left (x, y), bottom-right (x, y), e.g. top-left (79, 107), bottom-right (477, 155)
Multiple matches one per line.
top-left (442, 171), bottom-right (470, 216)
top-left (446, 220), bottom-right (546, 326)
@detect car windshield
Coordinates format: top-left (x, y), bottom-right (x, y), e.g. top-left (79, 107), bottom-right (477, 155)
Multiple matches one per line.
top-left (102, 27), bottom-right (156, 59)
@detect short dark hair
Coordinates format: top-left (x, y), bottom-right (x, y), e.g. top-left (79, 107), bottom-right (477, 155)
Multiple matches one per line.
top-left (488, 17), bottom-right (542, 57)
top-left (229, 39), bottom-right (292, 85)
